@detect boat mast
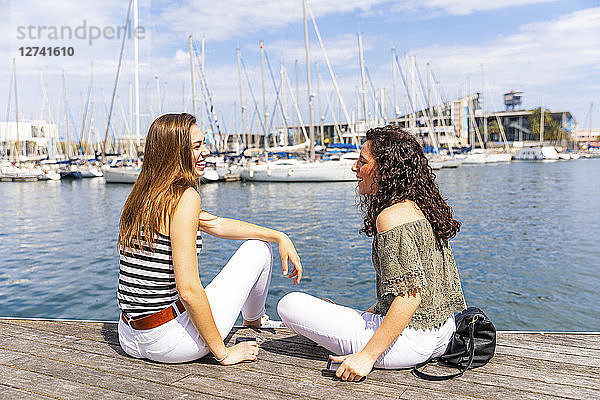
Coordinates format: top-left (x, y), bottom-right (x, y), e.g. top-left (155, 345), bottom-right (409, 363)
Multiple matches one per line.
top-left (189, 35), bottom-right (197, 118)
top-left (480, 64), bottom-right (487, 144)
top-left (358, 33), bottom-right (368, 123)
top-left (281, 64), bottom-right (288, 146)
top-left (540, 85), bottom-right (544, 144)
top-left (260, 40), bottom-right (268, 151)
top-left (155, 75), bottom-right (161, 115)
top-left (303, 0), bottom-right (315, 160)
top-left (305, 1), bottom-right (357, 145)
top-left (392, 47), bottom-right (398, 118)
top-left (200, 36), bottom-right (206, 132)
top-left (62, 70), bottom-right (70, 160)
top-left (133, 0), bottom-right (140, 147)
top-left (295, 59), bottom-right (299, 124)
top-left (316, 62), bottom-right (324, 147)
top-left (13, 58), bottom-right (20, 165)
top-left (236, 47), bottom-right (246, 148)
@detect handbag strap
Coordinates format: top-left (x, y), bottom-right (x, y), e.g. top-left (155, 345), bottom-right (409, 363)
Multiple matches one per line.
top-left (411, 319), bottom-right (476, 381)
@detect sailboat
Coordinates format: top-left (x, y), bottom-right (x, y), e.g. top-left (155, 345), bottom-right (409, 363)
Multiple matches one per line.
top-left (104, 0), bottom-right (141, 184)
top-left (241, 0), bottom-right (359, 183)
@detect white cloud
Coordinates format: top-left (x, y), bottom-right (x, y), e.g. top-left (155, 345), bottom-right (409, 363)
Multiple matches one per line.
top-left (2, 1), bottom-right (599, 136)
top-left (157, 0), bottom-right (395, 42)
top-left (406, 7), bottom-right (600, 116)
top-left (418, 0), bottom-right (557, 16)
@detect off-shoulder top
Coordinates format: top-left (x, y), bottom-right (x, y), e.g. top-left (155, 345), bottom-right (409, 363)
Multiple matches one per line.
top-left (372, 218), bottom-right (466, 330)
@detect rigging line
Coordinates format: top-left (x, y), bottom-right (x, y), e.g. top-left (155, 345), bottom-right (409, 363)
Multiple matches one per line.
top-left (193, 51), bottom-right (218, 134)
top-left (5, 71), bottom-right (12, 123)
top-left (191, 39), bottom-right (222, 152)
top-left (393, 53), bottom-right (419, 127)
top-left (102, 0), bottom-right (133, 161)
top-left (239, 55), bottom-right (268, 139)
top-left (306, 0), bottom-right (356, 144)
top-left (101, 92), bottom-right (118, 149)
top-left (65, 99), bottom-right (83, 157)
top-left (414, 61), bottom-right (440, 149)
top-left (318, 70), bottom-right (343, 143)
top-left (79, 84), bottom-right (92, 155)
top-left (364, 65), bottom-right (386, 124)
top-left (191, 39), bottom-right (221, 133)
top-left (2, 72), bottom-right (12, 158)
top-left (282, 65), bottom-right (309, 142)
top-left (263, 48), bottom-right (289, 136)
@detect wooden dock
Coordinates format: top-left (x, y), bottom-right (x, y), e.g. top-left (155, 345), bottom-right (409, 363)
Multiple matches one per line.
top-left (0, 318), bottom-right (598, 399)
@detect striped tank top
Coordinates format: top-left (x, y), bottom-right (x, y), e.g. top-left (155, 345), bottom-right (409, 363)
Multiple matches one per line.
top-left (117, 230), bottom-right (203, 319)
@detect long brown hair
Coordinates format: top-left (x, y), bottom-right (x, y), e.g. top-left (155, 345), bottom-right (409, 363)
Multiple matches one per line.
top-left (119, 113), bottom-right (198, 252)
top-left (359, 125), bottom-right (460, 240)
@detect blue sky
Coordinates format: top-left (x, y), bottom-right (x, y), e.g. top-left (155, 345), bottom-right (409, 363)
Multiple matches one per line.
top-left (2, 0), bottom-right (599, 141)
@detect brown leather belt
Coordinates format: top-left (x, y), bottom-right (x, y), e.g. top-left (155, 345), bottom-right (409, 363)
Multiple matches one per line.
top-left (121, 299), bottom-right (186, 330)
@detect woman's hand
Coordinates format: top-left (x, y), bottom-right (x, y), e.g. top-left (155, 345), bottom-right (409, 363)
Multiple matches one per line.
top-left (278, 233), bottom-right (303, 285)
top-left (219, 341), bottom-right (259, 365)
top-left (329, 351), bottom-right (376, 381)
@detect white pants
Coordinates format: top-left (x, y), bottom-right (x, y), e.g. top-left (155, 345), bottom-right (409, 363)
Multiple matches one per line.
top-left (118, 240), bottom-right (273, 363)
top-left (277, 292), bottom-right (455, 369)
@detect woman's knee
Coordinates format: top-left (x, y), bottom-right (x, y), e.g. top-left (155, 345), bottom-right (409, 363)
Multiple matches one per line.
top-left (277, 291), bottom-right (308, 321)
top-left (239, 240), bottom-right (272, 266)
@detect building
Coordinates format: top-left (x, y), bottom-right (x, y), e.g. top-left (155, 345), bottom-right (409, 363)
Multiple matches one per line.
top-left (0, 120), bottom-right (59, 161)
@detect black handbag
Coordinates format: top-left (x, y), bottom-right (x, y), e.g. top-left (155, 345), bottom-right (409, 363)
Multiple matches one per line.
top-left (412, 307), bottom-right (496, 381)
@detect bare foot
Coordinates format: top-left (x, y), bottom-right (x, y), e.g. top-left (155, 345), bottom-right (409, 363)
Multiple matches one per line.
top-left (242, 318), bottom-right (261, 328)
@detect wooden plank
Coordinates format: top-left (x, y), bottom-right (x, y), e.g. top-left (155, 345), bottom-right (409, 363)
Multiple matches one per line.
top-left (498, 333), bottom-right (600, 351)
top-left (0, 364), bottom-right (143, 400)
top-left (0, 324), bottom-right (396, 400)
top-left (398, 386), bottom-right (487, 400)
top-left (0, 320), bottom-right (116, 344)
top-left (7, 355), bottom-right (226, 400)
top-left (489, 352), bottom-right (600, 379)
top-left (0, 332), bottom-right (189, 385)
top-left (423, 356), bottom-right (600, 391)
top-left (246, 338), bottom-right (582, 399)
top-left (495, 344), bottom-right (600, 368)
top-left (0, 384), bottom-right (56, 400)
top-left (2, 320), bottom-right (599, 400)
top-left (423, 363), bottom-right (600, 400)
top-left (497, 336), bottom-right (600, 359)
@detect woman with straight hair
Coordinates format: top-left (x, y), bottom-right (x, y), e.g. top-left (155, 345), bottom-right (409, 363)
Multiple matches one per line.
top-left (118, 113), bottom-right (302, 365)
top-left (278, 125), bottom-right (466, 381)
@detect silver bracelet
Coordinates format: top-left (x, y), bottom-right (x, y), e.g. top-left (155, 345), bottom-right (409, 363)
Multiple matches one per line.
top-left (215, 348), bottom-right (228, 363)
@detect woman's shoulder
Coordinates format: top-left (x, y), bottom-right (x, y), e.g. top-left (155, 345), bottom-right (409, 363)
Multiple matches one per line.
top-left (173, 187), bottom-right (202, 217)
top-left (179, 186), bottom-right (201, 204)
top-left (375, 201), bottom-right (426, 234)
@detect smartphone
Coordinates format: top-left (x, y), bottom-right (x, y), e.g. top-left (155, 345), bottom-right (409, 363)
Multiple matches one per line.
top-left (235, 337), bottom-right (257, 344)
top-left (321, 358), bottom-right (341, 377)
top-left (322, 358), bottom-right (366, 382)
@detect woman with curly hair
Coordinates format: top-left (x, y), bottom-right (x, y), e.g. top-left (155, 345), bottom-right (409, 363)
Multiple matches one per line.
top-left (118, 113), bottom-right (302, 365)
top-left (278, 125), bottom-right (466, 381)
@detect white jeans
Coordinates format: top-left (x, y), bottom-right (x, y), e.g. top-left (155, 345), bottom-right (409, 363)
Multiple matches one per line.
top-left (277, 292), bottom-right (455, 369)
top-left (118, 240), bottom-right (273, 363)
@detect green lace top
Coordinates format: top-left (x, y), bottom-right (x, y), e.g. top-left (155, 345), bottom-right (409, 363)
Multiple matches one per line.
top-left (372, 218), bottom-right (466, 330)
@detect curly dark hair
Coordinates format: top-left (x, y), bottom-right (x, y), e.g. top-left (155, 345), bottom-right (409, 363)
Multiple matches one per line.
top-left (359, 125), bottom-right (460, 240)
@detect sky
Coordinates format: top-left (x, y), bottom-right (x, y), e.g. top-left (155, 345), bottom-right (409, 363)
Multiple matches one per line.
top-left (2, 0), bottom-right (600, 142)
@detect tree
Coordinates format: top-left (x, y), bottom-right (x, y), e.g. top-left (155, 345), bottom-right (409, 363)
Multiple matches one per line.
top-left (527, 107), bottom-right (564, 141)
top-left (487, 120), bottom-right (500, 140)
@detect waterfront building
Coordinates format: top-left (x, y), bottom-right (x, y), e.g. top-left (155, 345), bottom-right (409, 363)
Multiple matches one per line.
top-left (280, 93), bottom-right (576, 150)
top-left (0, 120), bottom-right (59, 161)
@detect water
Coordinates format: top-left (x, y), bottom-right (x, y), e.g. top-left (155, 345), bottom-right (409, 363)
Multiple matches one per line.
top-left (1, 159), bottom-right (599, 331)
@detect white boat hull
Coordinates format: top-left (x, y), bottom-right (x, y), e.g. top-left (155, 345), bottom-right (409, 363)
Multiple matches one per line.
top-left (513, 146), bottom-right (559, 161)
top-left (241, 160), bottom-right (356, 182)
top-left (486, 153), bottom-right (512, 163)
top-left (103, 168), bottom-right (140, 183)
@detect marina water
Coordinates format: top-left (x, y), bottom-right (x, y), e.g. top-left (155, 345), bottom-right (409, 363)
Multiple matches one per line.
top-left (1, 159), bottom-right (599, 331)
